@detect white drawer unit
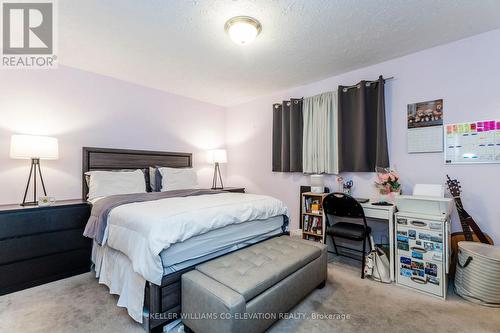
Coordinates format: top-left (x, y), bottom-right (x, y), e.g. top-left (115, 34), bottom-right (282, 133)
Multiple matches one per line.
top-left (396, 222), bottom-right (446, 297)
top-left (395, 196), bottom-right (452, 299)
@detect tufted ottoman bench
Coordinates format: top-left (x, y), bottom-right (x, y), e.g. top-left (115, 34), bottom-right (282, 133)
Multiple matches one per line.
top-left (181, 236), bottom-right (327, 333)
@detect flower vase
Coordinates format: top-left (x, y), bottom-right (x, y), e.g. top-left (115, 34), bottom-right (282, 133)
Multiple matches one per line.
top-left (378, 188), bottom-right (389, 202)
top-left (388, 189), bottom-right (401, 202)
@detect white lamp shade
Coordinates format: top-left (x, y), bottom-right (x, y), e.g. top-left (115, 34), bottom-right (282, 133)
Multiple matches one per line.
top-left (207, 149), bottom-right (227, 164)
top-left (10, 135), bottom-right (59, 160)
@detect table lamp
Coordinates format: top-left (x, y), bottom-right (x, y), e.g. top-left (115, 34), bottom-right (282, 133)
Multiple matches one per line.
top-left (10, 134), bottom-right (59, 206)
top-left (207, 149), bottom-right (227, 190)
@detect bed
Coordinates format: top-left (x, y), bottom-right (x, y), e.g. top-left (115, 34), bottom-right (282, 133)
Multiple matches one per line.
top-left (82, 147), bottom-right (289, 332)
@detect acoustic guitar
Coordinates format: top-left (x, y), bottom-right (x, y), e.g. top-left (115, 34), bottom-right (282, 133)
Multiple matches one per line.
top-left (446, 175), bottom-right (493, 278)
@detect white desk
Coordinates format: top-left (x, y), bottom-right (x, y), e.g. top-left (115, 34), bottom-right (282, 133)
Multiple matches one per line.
top-left (360, 201), bottom-right (396, 282)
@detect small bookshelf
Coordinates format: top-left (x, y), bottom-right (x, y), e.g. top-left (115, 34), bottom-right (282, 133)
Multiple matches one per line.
top-left (301, 192), bottom-right (328, 243)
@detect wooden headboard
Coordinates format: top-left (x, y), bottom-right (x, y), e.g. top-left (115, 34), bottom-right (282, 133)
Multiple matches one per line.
top-left (82, 147), bottom-right (192, 199)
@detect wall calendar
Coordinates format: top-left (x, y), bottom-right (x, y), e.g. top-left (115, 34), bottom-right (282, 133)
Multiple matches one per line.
top-left (444, 120), bottom-right (500, 164)
top-left (407, 99), bottom-right (444, 153)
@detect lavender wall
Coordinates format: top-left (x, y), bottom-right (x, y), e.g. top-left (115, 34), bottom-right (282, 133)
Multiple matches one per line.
top-left (225, 29), bottom-right (500, 242)
top-left (0, 66), bottom-right (226, 204)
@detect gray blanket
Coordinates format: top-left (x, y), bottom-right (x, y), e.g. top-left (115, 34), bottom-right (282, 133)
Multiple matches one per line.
top-left (83, 189), bottom-right (223, 245)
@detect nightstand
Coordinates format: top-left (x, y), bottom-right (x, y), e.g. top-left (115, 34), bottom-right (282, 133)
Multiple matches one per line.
top-left (221, 187), bottom-right (246, 193)
top-left (0, 199), bottom-right (92, 295)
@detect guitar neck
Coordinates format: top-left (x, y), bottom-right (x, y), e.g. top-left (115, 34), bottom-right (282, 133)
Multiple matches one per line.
top-left (453, 196), bottom-right (491, 244)
top-left (453, 196), bottom-right (474, 241)
top-left (454, 197), bottom-right (471, 219)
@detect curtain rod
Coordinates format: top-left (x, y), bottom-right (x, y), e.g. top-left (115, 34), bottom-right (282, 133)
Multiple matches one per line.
top-left (342, 76), bottom-right (394, 90)
top-left (274, 76), bottom-right (395, 105)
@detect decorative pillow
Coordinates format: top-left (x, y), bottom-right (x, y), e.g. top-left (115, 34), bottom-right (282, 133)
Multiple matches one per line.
top-left (155, 168), bottom-right (163, 191)
top-left (149, 167), bottom-right (158, 192)
top-left (149, 166), bottom-right (169, 192)
top-left (85, 169), bottom-right (147, 200)
top-left (158, 167), bottom-right (199, 191)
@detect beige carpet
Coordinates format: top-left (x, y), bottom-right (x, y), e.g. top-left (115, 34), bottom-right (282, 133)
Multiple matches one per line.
top-left (1, 256), bottom-right (499, 333)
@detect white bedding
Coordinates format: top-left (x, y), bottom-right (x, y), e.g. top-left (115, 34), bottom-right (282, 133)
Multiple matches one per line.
top-left (92, 215), bottom-right (286, 323)
top-left (105, 192), bottom-right (289, 285)
top-left (92, 241), bottom-right (146, 323)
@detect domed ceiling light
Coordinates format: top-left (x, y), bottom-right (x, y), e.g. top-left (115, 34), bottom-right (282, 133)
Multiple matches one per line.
top-left (224, 16), bottom-right (262, 45)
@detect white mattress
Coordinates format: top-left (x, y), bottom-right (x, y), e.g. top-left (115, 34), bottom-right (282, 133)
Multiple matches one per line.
top-left (160, 215), bottom-right (285, 273)
top-left (92, 215), bottom-right (287, 323)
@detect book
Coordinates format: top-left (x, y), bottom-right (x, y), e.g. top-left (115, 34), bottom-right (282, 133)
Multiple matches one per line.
top-left (316, 218), bottom-right (322, 235)
top-left (311, 203), bottom-right (320, 214)
top-left (304, 196), bottom-right (322, 214)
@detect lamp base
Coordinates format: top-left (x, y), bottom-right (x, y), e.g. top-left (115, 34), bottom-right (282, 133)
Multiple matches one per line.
top-left (20, 201), bottom-right (38, 207)
top-left (211, 162), bottom-right (224, 190)
top-left (20, 158), bottom-right (47, 206)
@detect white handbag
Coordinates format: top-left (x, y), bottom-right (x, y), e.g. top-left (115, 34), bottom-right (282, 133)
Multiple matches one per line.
top-left (364, 235), bottom-right (391, 283)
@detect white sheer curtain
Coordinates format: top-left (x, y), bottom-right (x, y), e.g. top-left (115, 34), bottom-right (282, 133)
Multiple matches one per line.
top-left (302, 91), bottom-right (339, 174)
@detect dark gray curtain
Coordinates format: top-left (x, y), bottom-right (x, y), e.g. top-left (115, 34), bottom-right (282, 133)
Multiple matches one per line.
top-left (338, 76), bottom-right (389, 172)
top-left (272, 98), bottom-right (303, 172)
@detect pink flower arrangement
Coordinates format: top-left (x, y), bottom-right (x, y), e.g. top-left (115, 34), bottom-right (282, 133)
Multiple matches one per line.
top-left (375, 168), bottom-right (401, 193)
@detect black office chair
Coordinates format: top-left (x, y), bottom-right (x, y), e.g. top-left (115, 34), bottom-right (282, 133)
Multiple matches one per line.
top-left (323, 192), bottom-right (372, 278)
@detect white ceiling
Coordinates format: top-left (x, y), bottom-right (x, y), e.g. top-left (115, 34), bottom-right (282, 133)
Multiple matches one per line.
top-left (59, 0), bottom-right (500, 106)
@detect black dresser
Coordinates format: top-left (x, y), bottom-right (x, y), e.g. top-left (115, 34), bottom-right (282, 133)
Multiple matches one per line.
top-left (0, 200), bottom-right (92, 295)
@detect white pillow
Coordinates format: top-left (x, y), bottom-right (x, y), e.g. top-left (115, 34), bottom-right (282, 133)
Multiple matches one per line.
top-left (85, 169), bottom-right (146, 200)
top-left (158, 167), bottom-right (199, 191)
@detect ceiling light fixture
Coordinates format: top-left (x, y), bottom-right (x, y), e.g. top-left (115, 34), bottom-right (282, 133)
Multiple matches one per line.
top-left (224, 16), bottom-right (262, 45)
